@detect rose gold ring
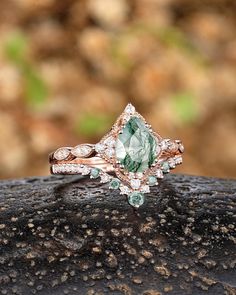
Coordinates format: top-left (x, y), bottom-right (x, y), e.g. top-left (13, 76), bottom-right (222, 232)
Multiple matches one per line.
top-left (49, 104), bottom-right (184, 208)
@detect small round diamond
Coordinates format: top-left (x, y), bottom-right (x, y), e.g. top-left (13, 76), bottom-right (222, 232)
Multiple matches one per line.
top-left (130, 179), bottom-right (141, 189)
top-left (156, 169), bottom-right (164, 179)
top-left (100, 173), bottom-right (110, 183)
top-left (141, 185), bottom-right (150, 193)
top-left (120, 185), bottom-right (131, 195)
top-left (128, 192), bottom-right (145, 208)
top-left (136, 172), bottom-right (143, 179)
top-left (54, 148), bottom-right (70, 160)
top-left (174, 156), bottom-right (183, 165)
top-left (168, 142), bottom-right (178, 152)
top-left (81, 166), bottom-right (90, 175)
top-left (168, 159), bottom-right (176, 169)
top-left (128, 172), bottom-right (135, 179)
top-left (160, 140), bottom-right (169, 151)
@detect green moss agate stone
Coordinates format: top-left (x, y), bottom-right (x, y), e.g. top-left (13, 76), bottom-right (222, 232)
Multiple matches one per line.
top-left (115, 116), bottom-right (157, 173)
top-left (128, 192), bottom-right (145, 208)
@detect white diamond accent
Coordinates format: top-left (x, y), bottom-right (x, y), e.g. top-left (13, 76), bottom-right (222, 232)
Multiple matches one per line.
top-left (81, 165), bottom-right (90, 175)
top-left (120, 184), bottom-right (131, 195)
top-left (54, 148), bottom-right (70, 160)
top-left (128, 172), bottom-right (135, 179)
top-left (124, 103), bottom-right (135, 114)
top-left (130, 179), bottom-right (141, 189)
top-left (105, 148), bottom-right (114, 157)
top-left (136, 172), bottom-right (143, 179)
top-left (179, 143), bottom-right (184, 153)
top-left (95, 143), bottom-right (105, 153)
top-left (156, 169), bottom-right (164, 179)
top-left (168, 142), bottom-right (178, 152)
top-left (100, 173), bottom-right (110, 183)
top-left (174, 155), bottom-right (183, 165)
top-left (141, 185), bottom-right (150, 193)
top-left (123, 113), bottom-right (131, 122)
top-left (168, 159), bottom-right (176, 169)
top-left (52, 164), bottom-right (85, 174)
top-left (71, 145), bottom-right (93, 158)
top-left (104, 137), bottom-right (115, 147)
top-left (160, 140), bottom-right (170, 151)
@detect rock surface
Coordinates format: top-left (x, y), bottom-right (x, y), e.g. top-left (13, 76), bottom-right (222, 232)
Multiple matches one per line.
top-left (0, 174), bottom-right (235, 295)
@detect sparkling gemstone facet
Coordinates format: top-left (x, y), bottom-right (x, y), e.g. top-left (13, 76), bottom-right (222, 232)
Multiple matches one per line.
top-left (124, 103), bottom-right (135, 114)
top-left (95, 143), bottom-right (105, 153)
top-left (71, 145), bottom-right (93, 158)
top-left (128, 192), bottom-right (145, 208)
top-left (100, 173), bottom-right (110, 183)
top-left (156, 169), bottom-right (164, 179)
top-left (54, 148), bottom-right (70, 160)
top-left (130, 179), bottom-right (141, 189)
top-left (115, 117), bottom-right (157, 173)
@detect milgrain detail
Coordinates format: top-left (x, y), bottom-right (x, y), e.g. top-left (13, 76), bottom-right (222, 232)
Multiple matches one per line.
top-left (49, 104), bottom-right (184, 207)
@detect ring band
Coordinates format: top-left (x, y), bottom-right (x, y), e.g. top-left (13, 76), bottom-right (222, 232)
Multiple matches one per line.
top-left (49, 104), bottom-right (184, 208)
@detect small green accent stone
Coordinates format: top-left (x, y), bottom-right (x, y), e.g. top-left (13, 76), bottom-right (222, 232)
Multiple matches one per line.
top-left (162, 161), bottom-right (170, 173)
top-left (148, 175), bottom-right (157, 186)
top-left (115, 116), bottom-right (157, 173)
top-left (128, 192), bottom-right (145, 208)
top-left (109, 178), bottom-right (120, 189)
top-left (90, 168), bottom-right (100, 178)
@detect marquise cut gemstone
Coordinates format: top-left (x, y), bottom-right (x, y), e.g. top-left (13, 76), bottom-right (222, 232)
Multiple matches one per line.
top-left (115, 117), bottom-right (157, 173)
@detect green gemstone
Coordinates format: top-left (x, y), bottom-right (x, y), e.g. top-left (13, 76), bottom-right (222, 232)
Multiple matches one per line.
top-left (128, 192), bottom-right (145, 208)
top-left (115, 117), bottom-right (157, 173)
top-left (109, 178), bottom-right (120, 189)
top-left (148, 175), bottom-right (157, 186)
top-left (162, 161), bottom-right (170, 173)
top-left (90, 168), bottom-right (100, 178)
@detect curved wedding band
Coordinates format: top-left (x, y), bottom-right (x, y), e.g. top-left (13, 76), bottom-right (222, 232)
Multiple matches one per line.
top-left (49, 104), bottom-right (184, 208)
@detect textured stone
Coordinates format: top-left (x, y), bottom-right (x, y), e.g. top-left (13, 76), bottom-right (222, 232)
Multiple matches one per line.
top-left (0, 174), bottom-right (235, 294)
top-left (115, 117), bottom-right (157, 172)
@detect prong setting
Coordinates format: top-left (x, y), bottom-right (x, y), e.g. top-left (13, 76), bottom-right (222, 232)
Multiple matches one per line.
top-left (50, 103), bottom-right (183, 208)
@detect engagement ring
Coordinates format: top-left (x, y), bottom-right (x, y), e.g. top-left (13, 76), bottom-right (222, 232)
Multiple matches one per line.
top-left (49, 104), bottom-right (184, 208)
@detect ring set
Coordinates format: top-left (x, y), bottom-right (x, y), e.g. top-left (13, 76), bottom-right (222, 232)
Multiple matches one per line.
top-left (49, 104), bottom-right (184, 208)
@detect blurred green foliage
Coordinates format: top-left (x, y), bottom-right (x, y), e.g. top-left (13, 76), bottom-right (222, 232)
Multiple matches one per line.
top-left (4, 31), bottom-right (48, 108)
top-left (75, 113), bottom-right (113, 138)
top-left (111, 24), bottom-right (206, 68)
top-left (171, 92), bottom-right (199, 124)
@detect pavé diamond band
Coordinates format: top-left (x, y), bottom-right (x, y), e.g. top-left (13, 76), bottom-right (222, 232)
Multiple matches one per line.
top-left (49, 104), bottom-right (184, 208)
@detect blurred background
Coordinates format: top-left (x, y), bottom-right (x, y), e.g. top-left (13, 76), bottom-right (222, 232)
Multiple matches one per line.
top-left (0, 0), bottom-right (236, 180)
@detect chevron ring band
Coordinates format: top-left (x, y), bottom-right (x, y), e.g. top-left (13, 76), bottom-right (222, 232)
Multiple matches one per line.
top-left (49, 104), bottom-right (184, 208)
